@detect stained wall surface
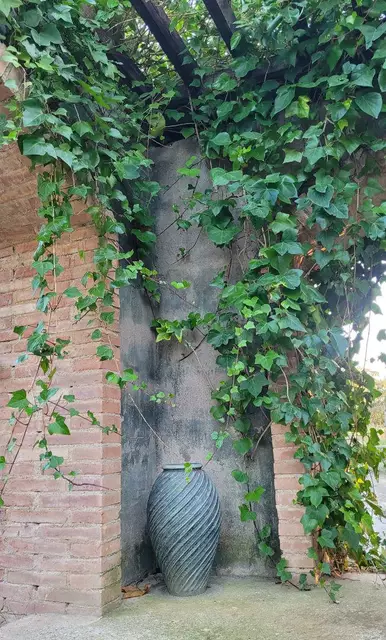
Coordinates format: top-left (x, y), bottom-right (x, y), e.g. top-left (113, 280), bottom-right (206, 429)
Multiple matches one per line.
top-left (120, 139), bottom-right (280, 584)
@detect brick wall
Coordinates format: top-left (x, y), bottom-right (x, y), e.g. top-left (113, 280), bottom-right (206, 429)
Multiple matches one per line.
top-left (271, 422), bottom-right (313, 574)
top-left (0, 144), bottom-right (122, 618)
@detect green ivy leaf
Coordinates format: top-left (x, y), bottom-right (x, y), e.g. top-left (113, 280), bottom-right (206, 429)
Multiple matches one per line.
top-left (230, 31), bottom-right (242, 51)
top-left (328, 199), bottom-right (348, 219)
top-left (232, 55), bottom-right (257, 78)
top-left (47, 419), bottom-right (70, 436)
top-left (320, 471), bottom-right (341, 490)
top-left (258, 541), bottom-right (275, 557)
top-left (13, 325), bottom-right (27, 336)
top-left (232, 469), bottom-right (249, 483)
top-left (213, 73), bottom-right (237, 91)
top-left (245, 486), bottom-right (265, 503)
top-left (239, 503), bottom-right (257, 521)
top-left (233, 437), bottom-right (253, 456)
top-left (283, 149), bottom-right (303, 163)
top-left (63, 287), bottom-right (82, 298)
top-left (269, 212), bottom-right (296, 233)
top-left (308, 185), bottom-right (334, 207)
top-left (379, 69), bottom-right (386, 93)
top-left (240, 372), bottom-right (268, 398)
top-left (307, 547), bottom-right (318, 560)
top-left (211, 132), bottom-right (231, 146)
top-left (170, 280), bottom-right (191, 290)
top-left (317, 528), bottom-right (336, 549)
top-left (327, 45), bottom-right (342, 71)
top-left (351, 65), bottom-right (375, 88)
top-left (31, 23), bottom-right (63, 46)
top-left (96, 345), bottom-right (114, 361)
top-left (210, 168), bottom-right (230, 186)
top-left (276, 558), bottom-right (292, 582)
top-left (281, 269), bottom-right (303, 290)
top-left (308, 486), bottom-right (329, 508)
top-left (22, 98), bottom-right (45, 127)
top-left (73, 121), bottom-right (93, 137)
top-left (255, 351), bottom-right (277, 371)
top-left (0, 0), bottom-right (22, 17)
top-left (355, 92), bottom-right (382, 119)
top-left (8, 389), bottom-right (29, 409)
top-left (273, 86), bottom-right (295, 115)
top-left (301, 512), bottom-right (318, 534)
top-left (234, 417), bottom-right (251, 434)
top-left (206, 224), bottom-right (239, 246)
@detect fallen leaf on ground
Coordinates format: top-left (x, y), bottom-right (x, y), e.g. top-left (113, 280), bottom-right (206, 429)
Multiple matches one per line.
top-left (121, 584), bottom-right (150, 598)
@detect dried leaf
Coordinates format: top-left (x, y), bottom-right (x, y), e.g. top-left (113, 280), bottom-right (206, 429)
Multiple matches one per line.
top-left (121, 584), bottom-right (150, 599)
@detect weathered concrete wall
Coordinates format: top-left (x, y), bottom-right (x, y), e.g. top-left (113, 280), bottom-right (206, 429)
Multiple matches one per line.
top-left (121, 139), bottom-right (280, 584)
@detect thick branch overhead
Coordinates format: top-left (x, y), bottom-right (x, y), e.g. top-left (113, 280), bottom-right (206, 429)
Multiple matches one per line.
top-left (129, 0), bottom-right (197, 87)
top-left (202, 0), bottom-right (236, 52)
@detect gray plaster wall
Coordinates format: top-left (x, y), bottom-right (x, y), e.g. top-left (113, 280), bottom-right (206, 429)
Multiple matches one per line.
top-left (120, 139), bottom-right (279, 585)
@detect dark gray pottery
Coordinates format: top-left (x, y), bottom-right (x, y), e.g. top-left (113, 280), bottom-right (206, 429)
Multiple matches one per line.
top-left (147, 463), bottom-right (221, 596)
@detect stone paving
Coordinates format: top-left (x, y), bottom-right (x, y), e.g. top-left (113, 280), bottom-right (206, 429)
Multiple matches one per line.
top-left (1, 575), bottom-right (386, 640)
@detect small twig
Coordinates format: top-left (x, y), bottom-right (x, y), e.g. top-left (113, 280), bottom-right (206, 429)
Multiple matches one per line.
top-left (185, 340), bottom-right (215, 391)
top-left (178, 335), bottom-right (206, 362)
top-left (279, 366), bottom-right (291, 403)
top-left (250, 421), bottom-right (272, 459)
top-left (169, 229), bottom-right (202, 266)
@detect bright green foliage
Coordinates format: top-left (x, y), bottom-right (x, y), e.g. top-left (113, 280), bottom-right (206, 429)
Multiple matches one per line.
top-left (1, 0), bottom-right (386, 594)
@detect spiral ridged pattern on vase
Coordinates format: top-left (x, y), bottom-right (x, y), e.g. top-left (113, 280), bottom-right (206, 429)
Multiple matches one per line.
top-left (147, 466), bottom-right (221, 596)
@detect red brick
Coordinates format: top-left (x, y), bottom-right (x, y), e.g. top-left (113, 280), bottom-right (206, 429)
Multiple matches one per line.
top-left (278, 521), bottom-right (306, 537)
top-left (0, 157), bottom-right (121, 615)
top-left (275, 491), bottom-right (297, 507)
top-left (102, 520), bottom-right (120, 542)
top-left (34, 540), bottom-right (70, 556)
top-left (3, 600), bottom-right (36, 615)
top-left (285, 554), bottom-right (315, 570)
top-left (101, 551), bottom-right (121, 573)
top-left (274, 475), bottom-right (301, 491)
top-left (33, 601), bottom-right (67, 614)
top-left (68, 573), bottom-right (102, 590)
top-left (271, 423), bottom-right (288, 435)
top-left (69, 510), bottom-right (103, 525)
top-left (0, 582), bottom-right (34, 600)
top-left (101, 582), bottom-right (121, 608)
top-left (34, 556), bottom-right (101, 574)
top-left (71, 542), bottom-right (102, 558)
top-left (273, 446), bottom-right (298, 462)
top-left (7, 570), bottom-right (66, 587)
top-left (4, 509), bottom-right (68, 524)
top-left (280, 536), bottom-right (310, 552)
top-left (276, 506), bottom-right (305, 521)
top-left (0, 292), bottom-right (12, 305)
top-left (274, 459), bottom-right (305, 474)
top-left (46, 588), bottom-right (102, 606)
top-left (38, 525), bottom-right (101, 541)
top-left (0, 554), bottom-right (34, 570)
top-left (101, 565), bottom-right (121, 587)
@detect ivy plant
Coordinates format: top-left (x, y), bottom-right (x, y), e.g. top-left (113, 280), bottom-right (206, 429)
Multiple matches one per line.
top-left (0, 0), bottom-right (386, 598)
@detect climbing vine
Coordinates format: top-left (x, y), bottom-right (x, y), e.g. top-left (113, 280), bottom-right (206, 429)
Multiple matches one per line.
top-left (1, 0), bottom-right (386, 597)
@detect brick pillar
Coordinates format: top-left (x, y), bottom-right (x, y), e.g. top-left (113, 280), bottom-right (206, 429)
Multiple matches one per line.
top-left (271, 422), bottom-right (314, 574)
top-left (0, 144), bottom-right (121, 617)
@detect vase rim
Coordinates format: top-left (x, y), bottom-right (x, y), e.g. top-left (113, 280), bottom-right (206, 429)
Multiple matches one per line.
top-left (163, 463), bottom-right (202, 471)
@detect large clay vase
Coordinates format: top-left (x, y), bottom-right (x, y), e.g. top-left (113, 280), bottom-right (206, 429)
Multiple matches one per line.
top-left (147, 463), bottom-right (221, 596)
